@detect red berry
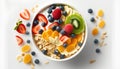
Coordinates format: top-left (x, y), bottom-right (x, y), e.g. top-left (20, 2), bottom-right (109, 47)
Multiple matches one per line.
top-left (52, 8), bottom-right (61, 20)
top-left (16, 35), bottom-right (23, 45)
top-left (17, 24), bottom-right (26, 34)
top-left (32, 25), bottom-right (40, 34)
top-left (63, 24), bottom-right (73, 34)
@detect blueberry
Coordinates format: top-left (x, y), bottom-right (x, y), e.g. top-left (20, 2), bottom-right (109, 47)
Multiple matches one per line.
top-left (60, 54), bottom-right (65, 59)
top-left (26, 22), bottom-right (31, 27)
top-left (48, 16), bottom-right (54, 22)
top-left (39, 29), bottom-right (43, 34)
top-left (52, 26), bottom-right (57, 31)
top-left (63, 43), bottom-right (68, 48)
top-left (51, 4), bottom-right (56, 9)
top-left (58, 19), bottom-right (63, 24)
top-left (59, 5), bottom-right (64, 11)
top-left (62, 11), bottom-right (67, 16)
top-left (54, 49), bottom-right (60, 55)
top-left (33, 20), bottom-right (39, 26)
top-left (31, 51), bottom-right (36, 56)
top-left (48, 7), bottom-right (52, 13)
top-left (56, 26), bottom-right (61, 32)
top-left (88, 8), bottom-right (93, 14)
top-left (34, 59), bottom-right (40, 64)
top-left (47, 14), bottom-right (51, 18)
top-left (41, 22), bottom-right (47, 27)
top-left (90, 17), bottom-right (95, 22)
top-left (26, 31), bottom-right (29, 35)
top-left (94, 39), bottom-right (99, 44)
top-left (78, 42), bottom-right (83, 47)
top-left (42, 50), bottom-right (48, 55)
top-left (60, 30), bottom-right (66, 35)
top-left (27, 40), bottom-right (30, 43)
top-left (96, 48), bottom-right (101, 53)
top-left (70, 33), bottom-right (76, 38)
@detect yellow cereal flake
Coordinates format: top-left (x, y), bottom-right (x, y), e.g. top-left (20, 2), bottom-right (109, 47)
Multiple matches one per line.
top-left (98, 9), bottom-right (104, 17)
top-left (21, 44), bottom-right (31, 53)
top-left (51, 31), bottom-right (59, 38)
top-left (23, 54), bottom-right (32, 64)
top-left (16, 55), bottom-right (23, 62)
top-left (99, 20), bottom-right (105, 28)
top-left (57, 46), bottom-right (65, 53)
top-left (92, 27), bottom-right (99, 36)
top-left (89, 60), bottom-right (96, 64)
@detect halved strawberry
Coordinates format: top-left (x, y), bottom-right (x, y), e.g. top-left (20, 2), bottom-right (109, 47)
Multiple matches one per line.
top-left (48, 22), bottom-right (59, 29)
top-left (14, 21), bottom-right (26, 34)
top-left (60, 35), bottom-right (69, 43)
top-left (37, 14), bottom-right (48, 25)
top-left (20, 9), bottom-right (30, 20)
top-left (32, 24), bottom-right (40, 34)
top-left (16, 35), bottom-right (23, 45)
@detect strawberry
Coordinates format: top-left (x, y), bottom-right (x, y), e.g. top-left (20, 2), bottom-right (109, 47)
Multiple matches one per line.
top-left (20, 9), bottom-right (30, 20)
top-left (32, 24), bottom-right (40, 34)
top-left (16, 35), bottom-right (23, 45)
top-left (63, 24), bottom-right (73, 34)
top-left (52, 8), bottom-right (61, 20)
top-left (37, 14), bottom-right (48, 25)
top-left (60, 35), bottom-right (69, 43)
top-left (14, 21), bottom-right (26, 34)
top-left (48, 22), bottom-right (59, 29)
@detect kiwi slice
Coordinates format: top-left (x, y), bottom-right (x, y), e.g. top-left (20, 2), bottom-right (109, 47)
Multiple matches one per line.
top-left (65, 13), bottom-right (85, 34)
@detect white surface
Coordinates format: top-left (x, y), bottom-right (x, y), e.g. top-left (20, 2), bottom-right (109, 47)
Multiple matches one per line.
top-left (0, 0), bottom-right (120, 69)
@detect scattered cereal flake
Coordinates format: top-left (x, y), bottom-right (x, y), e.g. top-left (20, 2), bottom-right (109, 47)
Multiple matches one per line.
top-left (99, 20), bottom-right (105, 28)
top-left (21, 44), bottom-right (31, 53)
top-left (31, 8), bottom-right (35, 13)
top-left (16, 55), bottom-right (23, 62)
top-left (21, 53), bottom-right (25, 56)
top-left (89, 59), bottom-right (96, 64)
top-left (23, 54), bottom-right (32, 64)
top-left (100, 40), bottom-right (104, 47)
top-left (30, 62), bottom-right (35, 69)
top-left (98, 9), bottom-right (104, 17)
top-left (44, 61), bottom-right (49, 64)
top-left (92, 27), bottom-right (99, 36)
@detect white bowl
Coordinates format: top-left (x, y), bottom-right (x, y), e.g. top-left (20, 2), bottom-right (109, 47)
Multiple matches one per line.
top-left (30, 2), bottom-right (88, 62)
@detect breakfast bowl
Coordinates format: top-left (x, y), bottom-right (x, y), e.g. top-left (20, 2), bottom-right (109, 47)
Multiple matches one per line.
top-left (30, 3), bottom-right (88, 61)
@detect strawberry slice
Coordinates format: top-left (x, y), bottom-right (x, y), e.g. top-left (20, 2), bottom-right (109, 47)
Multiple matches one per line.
top-left (60, 35), bottom-right (69, 43)
top-left (37, 14), bottom-right (48, 25)
top-left (20, 9), bottom-right (30, 20)
top-left (16, 35), bottom-right (23, 45)
top-left (48, 22), bottom-right (59, 29)
top-left (14, 21), bottom-right (26, 34)
top-left (32, 24), bottom-right (40, 34)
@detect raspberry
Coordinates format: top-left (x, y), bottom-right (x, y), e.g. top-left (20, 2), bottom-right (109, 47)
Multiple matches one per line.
top-left (63, 24), bottom-right (73, 34)
top-left (52, 8), bottom-right (61, 20)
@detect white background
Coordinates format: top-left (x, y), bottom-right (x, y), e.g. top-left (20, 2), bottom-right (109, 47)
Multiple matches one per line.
top-left (0, 0), bottom-right (120, 69)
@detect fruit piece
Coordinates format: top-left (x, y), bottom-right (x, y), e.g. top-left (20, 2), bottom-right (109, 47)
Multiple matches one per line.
top-left (39, 29), bottom-right (44, 34)
top-left (51, 4), bottom-right (56, 9)
top-left (70, 38), bottom-right (77, 46)
top-left (57, 46), bottom-right (65, 53)
top-left (25, 31), bottom-right (29, 35)
top-left (37, 14), bottom-right (48, 25)
top-left (66, 38), bottom-right (71, 44)
top-left (62, 11), bottom-right (67, 16)
top-left (60, 30), bottom-right (66, 35)
top-left (58, 19), bottom-right (63, 24)
top-left (20, 9), bottom-right (30, 20)
top-left (88, 8), bottom-right (93, 14)
top-left (48, 22), bottom-right (59, 29)
top-left (75, 33), bottom-right (82, 42)
top-left (66, 44), bottom-right (75, 52)
top-left (33, 20), bottom-right (39, 26)
top-left (94, 39), bottom-right (99, 44)
top-left (63, 43), bottom-right (68, 48)
top-left (60, 35), bottom-right (70, 43)
top-left (26, 40), bottom-right (30, 44)
top-left (32, 24), bottom-right (40, 34)
top-left (14, 21), bottom-right (26, 34)
top-left (23, 54), bottom-right (32, 64)
top-left (56, 26), bottom-right (62, 32)
top-left (16, 35), bottom-right (23, 45)
top-left (31, 51), bottom-right (36, 56)
top-left (96, 48), bottom-right (101, 53)
top-left (65, 13), bottom-right (85, 34)
top-left (41, 22), bottom-right (47, 27)
top-left (47, 7), bottom-right (52, 13)
top-left (26, 22), bottom-right (31, 27)
top-left (34, 59), bottom-right (40, 64)
top-left (41, 49), bottom-right (48, 55)
top-left (54, 49), bottom-right (60, 55)
top-left (98, 9), bottom-right (104, 17)
top-left (70, 33), bottom-right (76, 38)
top-left (63, 24), bottom-right (73, 34)
top-left (71, 19), bottom-right (80, 29)
top-left (78, 42), bottom-right (83, 47)
top-left (60, 54), bottom-right (65, 59)
top-left (52, 8), bottom-right (62, 20)
top-left (48, 15), bottom-right (54, 22)
top-left (90, 17), bottom-right (95, 22)
top-left (51, 31), bottom-right (59, 38)
top-left (92, 27), bottom-right (99, 36)
top-left (99, 20), bottom-right (105, 28)
top-left (42, 31), bottom-right (48, 40)
top-left (59, 5), bottom-right (64, 11)
top-left (51, 26), bottom-right (57, 31)
top-left (21, 44), bottom-right (31, 53)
